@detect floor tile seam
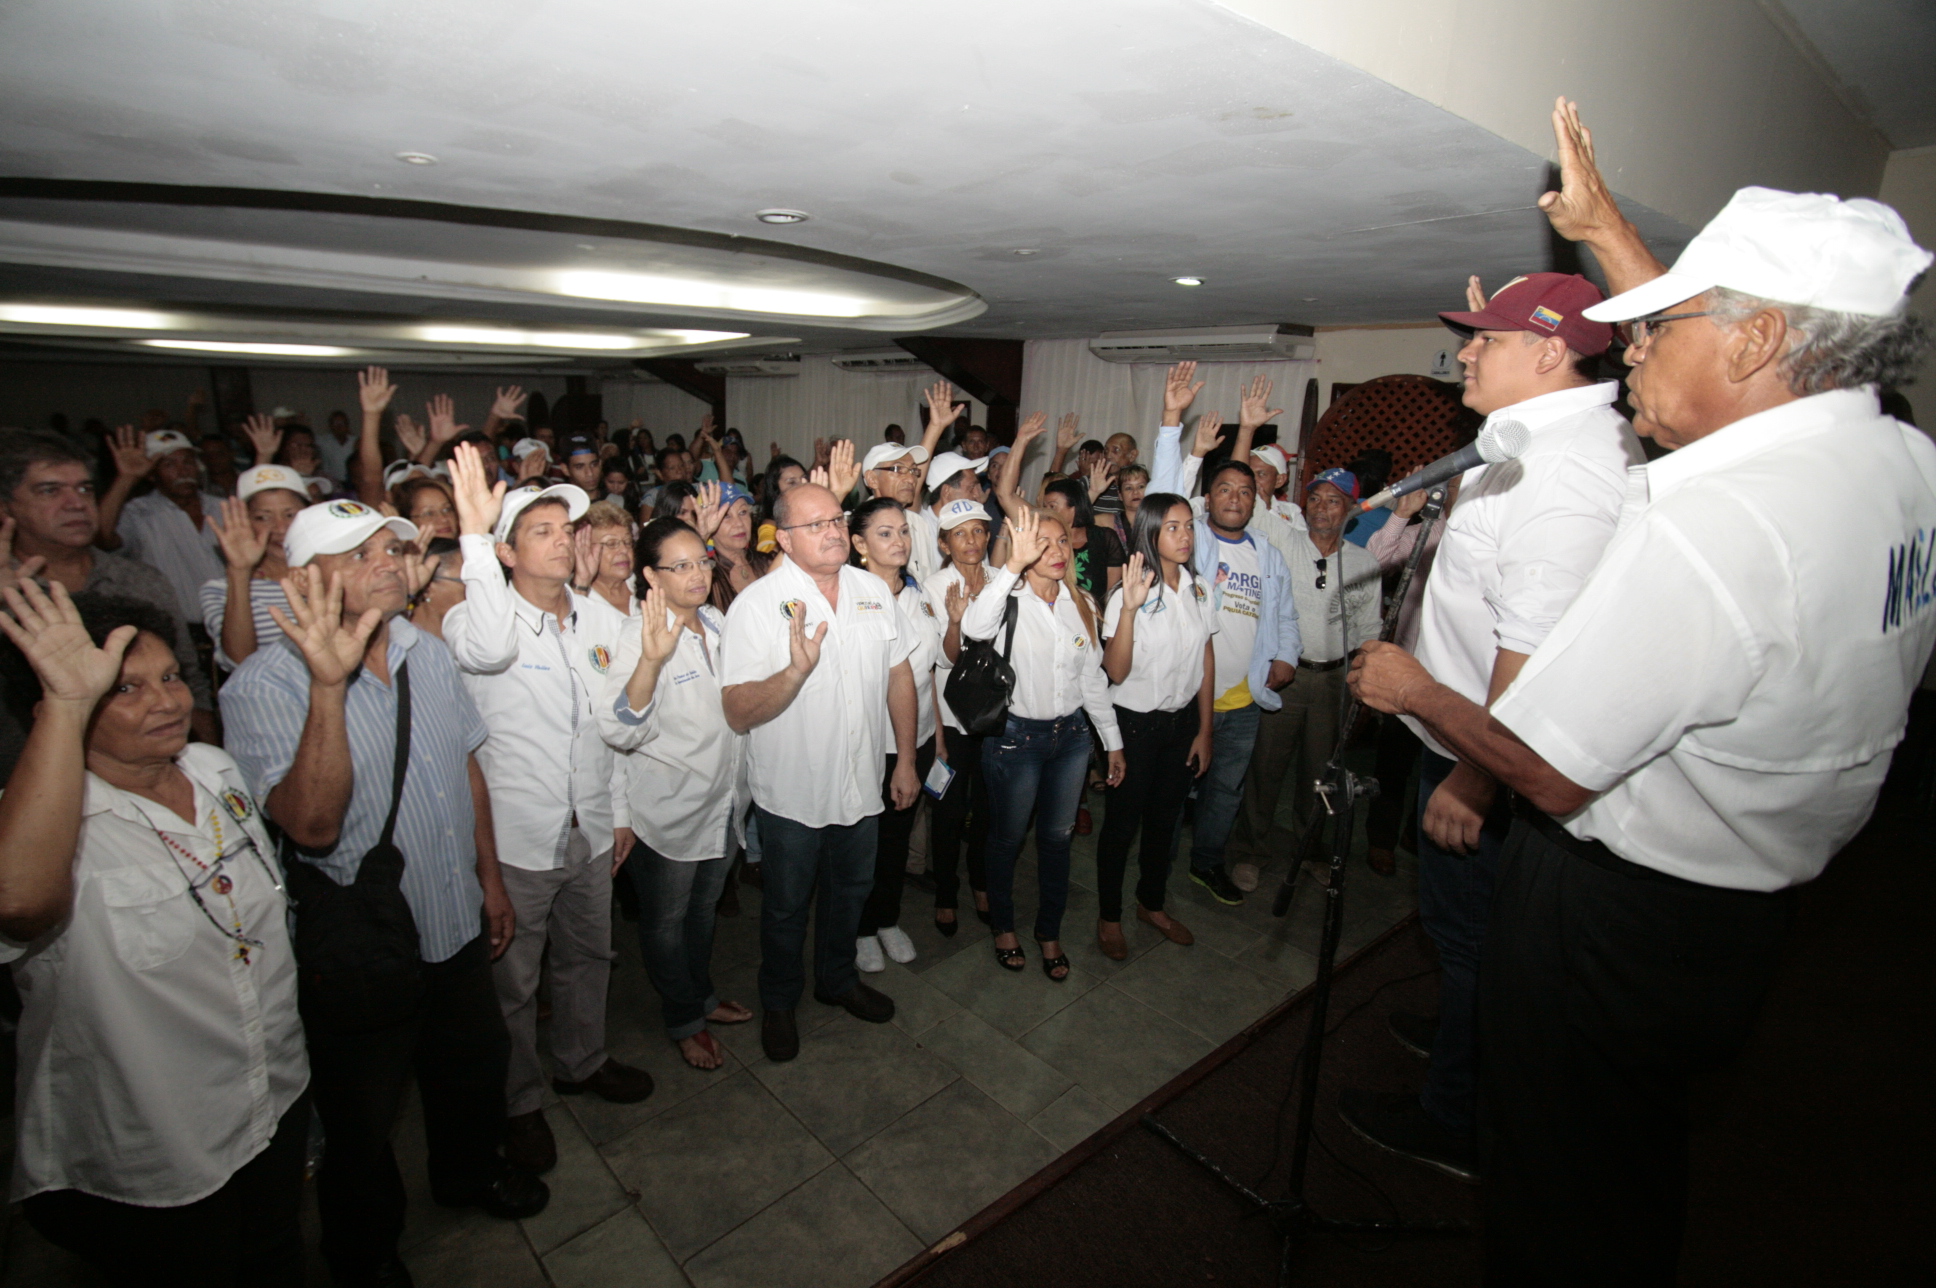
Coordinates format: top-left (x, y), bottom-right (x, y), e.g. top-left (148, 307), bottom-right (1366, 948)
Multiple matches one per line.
top-left (668, 1153), bottom-right (841, 1269)
top-left (820, 1069), bottom-right (965, 1162)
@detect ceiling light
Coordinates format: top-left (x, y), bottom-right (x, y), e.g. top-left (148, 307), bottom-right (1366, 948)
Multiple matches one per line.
top-left (1173, 277), bottom-right (1205, 287)
top-left (754, 209), bottom-right (810, 225)
top-left (0, 304), bottom-right (173, 329)
top-left (139, 339), bottom-right (357, 357)
top-left (416, 325), bottom-right (749, 350)
top-left (554, 270), bottom-right (870, 318)
top-left (1012, 249), bottom-right (1040, 256)
top-left (395, 152), bottom-right (439, 166)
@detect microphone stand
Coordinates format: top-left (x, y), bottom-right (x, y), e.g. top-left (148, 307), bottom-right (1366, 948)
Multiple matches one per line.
top-left (1141, 484), bottom-right (1465, 1284)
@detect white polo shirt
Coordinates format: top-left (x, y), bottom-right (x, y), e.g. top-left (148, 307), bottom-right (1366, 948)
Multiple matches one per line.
top-left (1495, 388), bottom-right (1936, 891)
top-left (891, 577), bottom-right (943, 748)
top-left (443, 534), bottom-right (630, 866)
top-left (599, 605), bottom-right (747, 862)
top-left (923, 562), bottom-right (986, 735)
top-left (906, 505), bottom-right (942, 588)
top-left (1102, 568), bottom-right (1216, 714)
top-left (1407, 382), bottom-right (1643, 757)
top-left (720, 557), bottom-right (913, 828)
top-left (962, 567), bottom-right (1123, 750)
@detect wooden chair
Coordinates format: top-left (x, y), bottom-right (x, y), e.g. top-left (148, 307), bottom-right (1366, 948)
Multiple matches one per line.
top-left (1295, 374), bottom-right (1479, 497)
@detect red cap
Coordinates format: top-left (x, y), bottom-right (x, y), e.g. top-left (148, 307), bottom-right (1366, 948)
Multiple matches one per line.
top-left (1439, 272), bottom-right (1614, 357)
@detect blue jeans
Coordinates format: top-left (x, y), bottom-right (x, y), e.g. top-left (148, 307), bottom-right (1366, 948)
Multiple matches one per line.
top-left (981, 713), bottom-right (1092, 941)
top-left (627, 844), bottom-right (730, 1040)
top-left (753, 807), bottom-right (879, 1011)
top-left (1189, 704), bottom-right (1261, 874)
top-left (1416, 748), bottom-right (1512, 1137)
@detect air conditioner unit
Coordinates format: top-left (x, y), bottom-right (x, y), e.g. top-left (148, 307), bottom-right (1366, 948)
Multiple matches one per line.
top-left (1088, 325), bottom-right (1315, 364)
top-left (831, 350), bottom-right (934, 374)
top-left (694, 356), bottom-right (801, 377)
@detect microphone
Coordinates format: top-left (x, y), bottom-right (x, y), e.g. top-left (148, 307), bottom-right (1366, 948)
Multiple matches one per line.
top-left (1358, 419), bottom-right (1531, 512)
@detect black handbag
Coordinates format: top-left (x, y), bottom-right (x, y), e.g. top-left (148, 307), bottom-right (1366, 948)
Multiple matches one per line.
top-left (943, 594), bottom-right (1019, 737)
top-left (285, 660), bottom-right (426, 1035)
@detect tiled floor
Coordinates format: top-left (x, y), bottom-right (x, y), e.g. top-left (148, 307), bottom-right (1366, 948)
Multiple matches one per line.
top-left (1, 774), bottom-right (1419, 1288)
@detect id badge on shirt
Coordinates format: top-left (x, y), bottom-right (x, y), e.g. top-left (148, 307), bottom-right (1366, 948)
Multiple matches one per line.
top-left (923, 759), bottom-right (956, 801)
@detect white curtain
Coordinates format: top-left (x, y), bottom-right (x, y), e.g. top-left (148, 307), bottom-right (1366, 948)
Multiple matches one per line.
top-left (1015, 338), bottom-right (1318, 498)
top-left (725, 356), bottom-right (985, 468)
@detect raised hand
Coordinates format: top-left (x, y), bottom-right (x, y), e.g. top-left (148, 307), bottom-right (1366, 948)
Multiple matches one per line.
top-left (770, 440), bottom-right (782, 462)
top-left (490, 385), bottom-right (528, 423)
top-left (1238, 374), bottom-right (1284, 430)
top-left (1085, 457), bottom-right (1111, 501)
top-left (693, 480), bottom-right (725, 539)
top-left (571, 523), bottom-right (598, 589)
top-left (1164, 362), bottom-right (1204, 423)
top-left (109, 424), bottom-right (155, 480)
top-left (1005, 505), bottom-right (1048, 573)
top-left (393, 413), bottom-right (427, 460)
top-left (638, 586), bottom-right (679, 664)
top-left (357, 366), bottom-right (397, 415)
top-left (923, 380), bottom-right (961, 434)
top-left (695, 412), bottom-right (715, 449)
top-left (426, 394), bottom-right (468, 445)
top-left (266, 568), bottom-right (380, 689)
top-left (402, 547), bottom-right (441, 600)
top-left (240, 413), bottom-right (282, 465)
top-left (1465, 275), bottom-right (1488, 312)
top-left (784, 605), bottom-right (827, 678)
top-left (0, 518), bottom-right (48, 598)
top-left (0, 578), bottom-right (135, 707)
top-left (1014, 412), bottom-right (1049, 446)
top-left (1538, 97), bottom-right (1620, 245)
top-left (1055, 412), bottom-right (1081, 452)
top-left (826, 439), bottom-right (860, 499)
top-left (812, 437), bottom-right (832, 471)
top-left (515, 447), bottom-right (550, 483)
top-left (1120, 552), bottom-right (1154, 611)
top-left (449, 442), bottom-right (507, 538)
top-left (215, 496), bottom-right (267, 571)
top-left (1190, 412), bottom-right (1226, 459)
top-left (944, 581), bottom-right (971, 624)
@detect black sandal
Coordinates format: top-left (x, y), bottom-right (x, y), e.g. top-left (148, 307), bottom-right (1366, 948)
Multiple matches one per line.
top-left (934, 910), bottom-right (959, 938)
top-left (1036, 938), bottom-right (1071, 983)
top-left (993, 940), bottom-right (1026, 972)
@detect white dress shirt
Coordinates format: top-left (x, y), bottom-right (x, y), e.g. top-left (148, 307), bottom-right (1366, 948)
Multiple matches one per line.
top-left (906, 506), bottom-right (942, 588)
top-left (1407, 381), bottom-right (1643, 758)
top-left (1102, 568), bottom-right (1216, 713)
top-left (720, 557), bottom-right (913, 829)
top-left (116, 490), bottom-right (226, 622)
top-left (0, 745), bottom-right (306, 1205)
top-left (1495, 389), bottom-right (1936, 891)
top-left (442, 534), bottom-right (630, 866)
top-left (890, 577), bottom-right (942, 748)
top-left (1282, 530), bottom-right (1383, 664)
top-left (599, 605), bottom-right (747, 862)
top-left (923, 562), bottom-right (986, 735)
top-left (962, 567), bottom-right (1123, 750)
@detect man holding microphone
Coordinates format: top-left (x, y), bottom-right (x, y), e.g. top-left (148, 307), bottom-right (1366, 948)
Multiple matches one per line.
top-left (1351, 99), bottom-right (1936, 1284)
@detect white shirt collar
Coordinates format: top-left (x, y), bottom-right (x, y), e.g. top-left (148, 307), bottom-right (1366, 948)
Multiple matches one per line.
top-left (1643, 388), bottom-right (1879, 503)
top-left (1487, 380), bottom-right (1619, 433)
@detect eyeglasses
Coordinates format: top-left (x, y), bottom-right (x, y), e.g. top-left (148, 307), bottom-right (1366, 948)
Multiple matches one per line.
top-left (654, 558), bottom-right (716, 575)
top-left (872, 464), bottom-right (922, 478)
top-left (780, 517), bottom-right (844, 536)
top-left (1314, 556), bottom-right (1327, 590)
top-left (592, 537), bottom-right (631, 551)
top-left (1623, 310), bottom-right (1713, 348)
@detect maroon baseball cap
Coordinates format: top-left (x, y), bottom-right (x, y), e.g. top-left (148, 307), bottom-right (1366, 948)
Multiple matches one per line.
top-left (1439, 272), bottom-right (1614, 357)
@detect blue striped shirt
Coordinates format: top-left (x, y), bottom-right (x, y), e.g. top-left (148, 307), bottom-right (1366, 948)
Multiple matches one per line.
top-left (219, 617), bottom-right (490, 962)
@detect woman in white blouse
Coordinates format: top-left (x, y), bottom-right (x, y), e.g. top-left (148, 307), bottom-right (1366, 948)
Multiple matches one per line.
top-left (0, 582), bottom-right (308, 1283)
top-left (1095, 493), bottom-right (1216, 960)
top-left (961, 507), bottom-right (1125, 981)
top-left (848, 498), bottom-right (939, 973)
top-left (201, 463), bottom-right (308, 670)
top-left (597, 517), bottom-right (754, 1072)
top-left (924, 499), bottom-right (995, 935)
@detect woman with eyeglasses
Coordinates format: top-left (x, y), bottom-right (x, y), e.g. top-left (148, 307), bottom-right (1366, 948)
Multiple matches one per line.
top-left (1094, 493), bottom-right (1215, 959)
top-left (961, 507), bottom-right (1125, 981)
top-left (707, 482), bottom-right (769, 610)
top-left (573, 500), bottom-right (638, 616)
top-left (598, 518), bottom-right (753, 1071)
top-left (0, 584), bottom-right (309, 1284)
top-left (396, 476), bottom-right (459, 542)
top-left (923, 499), bottom-right (996, 934)
top-left (201, 464), bottom-right (307, 670)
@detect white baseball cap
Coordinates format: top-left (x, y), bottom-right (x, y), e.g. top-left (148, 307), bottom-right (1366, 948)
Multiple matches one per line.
top-left (863, 442), bottom-right (932, 473)
top-left (925, 450), bottom-right (990, 490)
top-left (144, 429), bottom-right (195, 459)
top-left (1586, 186), bottom-right (1934, 323)
top-left (937, 499), bottom-right (992, 531)
top-left (236, 464), bottom-right (309, 503)
top-left (494, 482), bottom-right (589, 544)
top-left (271, 406), bottom-right (299, 420)
top-left (284, 499), bottom-right (420, 568)
top-left (383, 460), bottom-right (435, 490)
top-left (1248, 444), bottom-right (1289, 476)
top-left (511, 437), bottom-right (549, 461)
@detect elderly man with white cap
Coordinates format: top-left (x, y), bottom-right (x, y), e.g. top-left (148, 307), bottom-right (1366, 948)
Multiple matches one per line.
top-left (96, 424), bottom-right (226, 625)
top-left (441, 444), bottom-right (652, 1177)
top-left (1350, 98), bottom-right (1936, 1284)
top-left (221, 496), bottom-right (548, 1283)
top-left (862, 437), bottom-right (935, 579)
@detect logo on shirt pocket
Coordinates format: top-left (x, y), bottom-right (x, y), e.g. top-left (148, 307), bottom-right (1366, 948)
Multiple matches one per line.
top-left (587, 645), bottom-right (612, 673)
top-left (1192, 582), bottom-right (1207, 603)
top-left (780, 599), bottom-right (807, 622)
top-left (218, 787), bottom-right (254, 821)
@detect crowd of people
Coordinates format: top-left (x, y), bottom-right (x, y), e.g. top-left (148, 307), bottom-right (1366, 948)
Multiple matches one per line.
top-left (0, 97), bottom-right (1931, 1288)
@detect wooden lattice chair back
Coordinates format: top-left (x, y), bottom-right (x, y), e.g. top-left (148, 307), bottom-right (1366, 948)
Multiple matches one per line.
top-left (1298, 374), bottom-right (1480, 496)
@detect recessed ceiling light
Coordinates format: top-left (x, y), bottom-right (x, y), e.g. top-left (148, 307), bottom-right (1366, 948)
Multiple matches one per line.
top-left (1302, 297), bottom-right (1319, 302)
top-left (1173, 276), bottom-right (1205, 287)
top-left (555, 270), bottom-right (869, 318)
top-left (416, 325), bottom-right (748, 350)
top-left (0, 304), bottom-right (174, 329)
top-left (139, 339), bottom-right (357, 357)
top-left (396, 152), bottom-right (439, 166)
top-left (1012, 249), bottom-right (1040, 256)
top-left (754, 209), bottom-right (810, 225)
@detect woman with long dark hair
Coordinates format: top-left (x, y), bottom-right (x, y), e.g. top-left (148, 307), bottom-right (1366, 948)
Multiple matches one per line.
top-left (1040, 477), bottom-right (1125, 600)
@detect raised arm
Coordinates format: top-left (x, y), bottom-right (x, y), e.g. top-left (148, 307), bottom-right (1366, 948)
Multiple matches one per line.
top-left (355, 366), bottom-right (398, 507)
top-left (1101, 555), bottom-right (1152, 684)
top-left (93, 425), bottom-right (152, 551)
top-left (261, 568), bottom-right (382, 851)
top-left (439, 443), bottom-right (517, 673)
top-left (214, 495), bottom-right (268, 666)
top-left (1048, 413), bottom-right (1080, 476)
top-left (1229, 374), bottom-right (1283, 470)
top-left (919, 380), bottom-right (962, 460)
top-left (720, 609), bottom-right (826, 733)
top-left (481, 385), bottom-right (527, 445)
top-left (1538, 97), bottom-right (1667, 295)
top-left (995, 413), bottom-right (1048, 519)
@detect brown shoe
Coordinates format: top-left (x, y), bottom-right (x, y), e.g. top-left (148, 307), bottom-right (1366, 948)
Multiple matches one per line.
top-left (552, 1058), bottom-right (655, 1105)
top-left (504, 1109), bottom-right (556, 1174)
top-left (1136, 904), bottom-right (1194, 945)
top-left (1097, 919), bottom-right (1128, 961)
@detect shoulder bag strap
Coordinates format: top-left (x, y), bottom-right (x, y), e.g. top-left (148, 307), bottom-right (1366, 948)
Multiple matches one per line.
top-left (378, 660), bottom-right (412, 850)
top-left (1000, 592), bottom-right (1019, 662)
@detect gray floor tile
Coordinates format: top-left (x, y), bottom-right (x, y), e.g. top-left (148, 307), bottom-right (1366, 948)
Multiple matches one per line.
top-left (683, 1166), bottom-right (922, 1288)
top-left (1234, 932), bottom-right (1320, 990)
top-left (519, 1105), bottom-right (633, 1257)
top-left (602, 1069), bottom-right (834, 1260)
top-left (562, 1011), bottom-right (744, 1146)
top-left (917, 1008), bottom-right (1073, 1121)
top-left (1107, 939), bottom-right (1292, 1044)
top-left (845, 1080), bottom-right (1059, 1244)
top-left (405, 1209), bottom-right (546, 1288)
top-left (1028, 1083), bottom-right (1119, 1153)
top-left (876, 959), bottom-right (963, 1038)
top-left (1020, 984), bottom-right (1213, 1112)
top-left (544, 1208), bottom-right (690, 1288)
top-left (903, 904), bottom-right (992, 970)
top-left (919, 936), bottom-right (1100, 1038)
top-left (749, 1013), bottom-right (960, 1155)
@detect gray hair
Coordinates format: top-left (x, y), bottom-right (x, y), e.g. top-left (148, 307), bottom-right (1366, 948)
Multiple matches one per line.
top-left (0, 429), bottom-right (92, 501)
top-left (1705, 286), bottom-right (1933, 395)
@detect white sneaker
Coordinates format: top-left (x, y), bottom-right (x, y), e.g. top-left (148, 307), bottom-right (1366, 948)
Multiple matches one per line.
top-left (855, 936), bottom-right (887, 973)
top-left (878, 925), bottom-right (917, 964)
top-left (1231, 862), bottom-right (1261, 893)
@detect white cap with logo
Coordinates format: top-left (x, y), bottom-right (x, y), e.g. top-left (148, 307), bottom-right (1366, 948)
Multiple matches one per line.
top-left (511, 438), bottom-right (549, 461)
top-left (937, 499), bottom-right (992, 531)
top-left (236, 464), bottom-right (310, 503)
top-left (143, 430), bottom-right (196, 459)
top-left (383, 460), bottom-right (435, 490)
top-left (1248, 444), bottom-right (1289, 477)
top-left (1585, 186), bottom-right (1934, 323)
top-left (284, 500), bottom-right (420, 568)
top-left (494, 482), bottom-right (590, 544)
top-left (863, 442), bottom-right (932, 473)
top-left (925, 451), bottom-right (990, 491)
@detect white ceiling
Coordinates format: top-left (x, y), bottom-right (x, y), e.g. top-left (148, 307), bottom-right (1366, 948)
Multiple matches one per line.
top-left (1772, 0), bottom-right (1936, 149)
top-left (0, 0), bottom-right (1700, 360)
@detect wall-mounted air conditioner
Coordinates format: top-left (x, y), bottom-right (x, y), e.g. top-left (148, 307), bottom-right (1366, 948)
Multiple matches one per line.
top-left (1088, 325), bottom-right (1315, 364)
top-left (831, 350), bottom-right (934, 374)
top-left (694, 356), bottom-right (801, 377)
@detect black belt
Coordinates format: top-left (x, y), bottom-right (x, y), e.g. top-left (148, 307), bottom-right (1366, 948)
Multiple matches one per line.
top-left (1513, 798), bottom-right (1778, 898)
top-left (1297, 656), bottom-right (1348, 673)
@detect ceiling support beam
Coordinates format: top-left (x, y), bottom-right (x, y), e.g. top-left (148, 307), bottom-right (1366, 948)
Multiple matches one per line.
top-left (633, 359), bottom-right (726, 425)
top-left (892, 337), bottom-right (1023, 441)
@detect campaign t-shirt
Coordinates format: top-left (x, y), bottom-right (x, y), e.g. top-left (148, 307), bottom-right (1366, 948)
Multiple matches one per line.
top-left (1209, 532), bottom-right (1262, 710)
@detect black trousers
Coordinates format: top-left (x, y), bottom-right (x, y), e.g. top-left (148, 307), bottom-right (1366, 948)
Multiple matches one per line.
top-left (929, 730), bottom-right (990, 910)
top-left (1096, 704), bottom-right (1197, 921)
top-left (304, 933), bottom-right (511, 1283)
top-left (1480, 814), bottom-right (1791, 1286)
top-left (23, 1092), bottom-right (311, 1288)
top-left (1364, 712), bottom-right (1421, 851)
top-left (861, 737), bottom-right (937, 935)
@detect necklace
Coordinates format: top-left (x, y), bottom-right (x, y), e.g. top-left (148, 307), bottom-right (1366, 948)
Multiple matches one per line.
top-left (145, 794), bottom-right (269, 964)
